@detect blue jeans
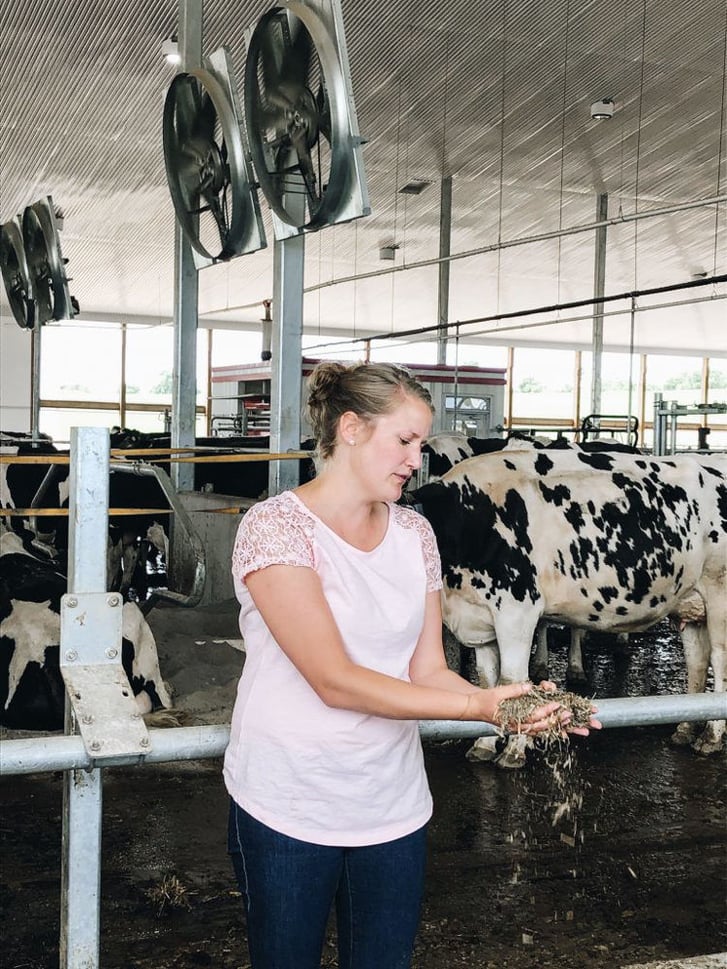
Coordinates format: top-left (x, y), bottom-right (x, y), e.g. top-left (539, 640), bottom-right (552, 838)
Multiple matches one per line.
top-left (228, 799), bottom-right (427, 969)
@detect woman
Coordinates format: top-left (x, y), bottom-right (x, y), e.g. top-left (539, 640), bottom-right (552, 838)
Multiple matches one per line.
top-left (224, 360), bottom-right (599, 969)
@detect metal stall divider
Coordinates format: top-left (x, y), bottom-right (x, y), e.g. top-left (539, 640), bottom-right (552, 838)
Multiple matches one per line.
top-left (59, 426), bottom-right (152, 968)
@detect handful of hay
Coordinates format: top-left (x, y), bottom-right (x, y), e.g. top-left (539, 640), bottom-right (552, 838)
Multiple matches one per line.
top-left (495, 686), bottom-right (595, 741)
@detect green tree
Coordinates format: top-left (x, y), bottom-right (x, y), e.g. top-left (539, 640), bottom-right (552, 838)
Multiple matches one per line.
top-left (664, 371), bottom-right (702, 390)
top-left (517, 376), bottom-right (544, 393)
top-left (151, 371), bottom-right (173, 394)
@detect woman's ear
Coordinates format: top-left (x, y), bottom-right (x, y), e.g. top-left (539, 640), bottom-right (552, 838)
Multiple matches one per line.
top-left (338, 410), bottom-right (362, 446)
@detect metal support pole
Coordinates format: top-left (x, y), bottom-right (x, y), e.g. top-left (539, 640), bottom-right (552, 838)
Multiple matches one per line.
top-left (653, 392), bottom-right (665, 455)
top-left (573, 350), bottom-right (582, 433)
top-left (269, 191), bottom-right (305, 496)
top-left (30, 320), bottom-right (42, 435)
top-left (171, 0), bottom-right (203, 493)
top-left (591, 192), bottom-right (608, 416)
top-left (434, 176), bottom-right (452, 431)
top-left (60, 427), bottom-right (110, 969)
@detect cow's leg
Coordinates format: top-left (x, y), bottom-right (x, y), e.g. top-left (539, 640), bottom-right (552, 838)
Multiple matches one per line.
top-left (495, 609), bottom-right (540, 686)
top-left (672, 622), bottom-right (709, 747)
top-left (442, 625), bottom-right (466, 677)
top-left (530, 623), bottom-right (550, 683)
top-left (695, 576), bottom-right (727, 754)
top-left (472, 643), bottom-right (499, 689)
top-left (691, 590), bottom-right (726, 754)
top-left (488, 609), bottom-right (541, 769)
top-left (566, 629), bottom-right (588, 685)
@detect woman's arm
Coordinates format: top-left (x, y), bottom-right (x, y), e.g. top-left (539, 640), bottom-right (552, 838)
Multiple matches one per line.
top-left (244, 565), bottom-right (568, 730)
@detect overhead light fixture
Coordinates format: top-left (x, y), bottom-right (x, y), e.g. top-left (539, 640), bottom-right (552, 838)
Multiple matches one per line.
top-left (162, 33), bottom-right (181, 65)
top-left (379, 244), bottom-right (399, 261)
top-left (590, 98), bottom-right (615, 120)
top-left (399, 179), bottom-right (431, 196)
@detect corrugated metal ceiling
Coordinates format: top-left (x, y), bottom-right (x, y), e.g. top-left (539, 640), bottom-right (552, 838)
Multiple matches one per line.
top-left (1, 0), bottom-right (725, 357)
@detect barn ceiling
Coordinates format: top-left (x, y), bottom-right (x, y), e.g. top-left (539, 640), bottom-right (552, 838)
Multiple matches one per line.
top-left (1, 0), bottom-right (726, 360)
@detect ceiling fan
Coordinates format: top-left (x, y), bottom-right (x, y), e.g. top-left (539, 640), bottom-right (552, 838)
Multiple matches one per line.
top-left (243, 0), bottom-right (370, 240)
top-left (0, 216), bottom-right (34, 329)
top-left (21, 197), bottom-right (77, 326)
top-left (163, 46), bottom-right (266, 267)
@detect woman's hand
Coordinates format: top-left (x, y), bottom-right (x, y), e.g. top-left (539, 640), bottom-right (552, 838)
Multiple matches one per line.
top-left (461, 680), bottom-right (601, 736)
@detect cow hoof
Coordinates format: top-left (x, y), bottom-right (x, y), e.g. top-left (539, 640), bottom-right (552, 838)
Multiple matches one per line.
top-left (692, 723), bottom-right (726, 757)
top-left (466, 737), bottom-right (501, 763)
top-left (671, 722), bottom-right (699, 747)
top-left (466, 733), bottom-right (530, 768)
top-left (529, 665), bottom-right (549, 684)
top-left (495, 734), bottom-right (531, 769)
top-left (565, 670), bottom-right (588, 688)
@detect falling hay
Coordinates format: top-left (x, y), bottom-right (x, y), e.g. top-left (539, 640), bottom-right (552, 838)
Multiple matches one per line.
top-left (494, 687), bottom-right (597, 835)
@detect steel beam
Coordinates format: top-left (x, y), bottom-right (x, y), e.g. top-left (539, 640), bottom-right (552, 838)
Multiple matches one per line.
top-left (171, 0), bottom-right (204, 494)
top-left (269, 188), bottom-right (305, 496)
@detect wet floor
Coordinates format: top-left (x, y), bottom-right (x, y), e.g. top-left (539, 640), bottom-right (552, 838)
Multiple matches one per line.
top-left (1, 622), bottom-right (725, 969)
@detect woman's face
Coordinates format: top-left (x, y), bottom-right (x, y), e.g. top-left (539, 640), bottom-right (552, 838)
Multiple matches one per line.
top-left (350, 393), bottom-right (432, 501)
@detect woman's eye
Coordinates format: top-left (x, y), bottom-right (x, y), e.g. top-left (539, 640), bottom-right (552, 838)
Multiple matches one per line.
top-left (399, 437), bottom-right (411, 446)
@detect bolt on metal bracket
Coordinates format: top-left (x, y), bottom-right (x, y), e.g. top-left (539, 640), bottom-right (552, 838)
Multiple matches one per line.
top-left (60, 592), bottom-right (150, 760)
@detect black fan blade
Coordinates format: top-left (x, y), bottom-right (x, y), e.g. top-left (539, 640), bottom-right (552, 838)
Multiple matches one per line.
top-left (316, 82), bottom-right (332, 142)
top-left (286, 19), bottom-right (313, 90)
top-left (197, 90), bottom-right (217, 145)
top-left (259, 18), bottom-right (285, 92)
top-left (290, 133), bottom-right (320, 209)
top-left (0, 225), bottom-right (34, 329)
top-left (174, 78), bottom-right (204, 145)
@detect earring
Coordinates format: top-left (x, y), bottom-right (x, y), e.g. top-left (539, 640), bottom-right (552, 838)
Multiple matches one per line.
top-left (348, 439), bottom-right (356, 446)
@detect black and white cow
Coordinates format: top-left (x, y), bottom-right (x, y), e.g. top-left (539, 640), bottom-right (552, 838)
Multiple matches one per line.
top-left (1, 438), bottom-right (174, 602)
top-left (421, 430), bottom-right (641, 481)
top-left (419, 432), bottom-right (642, 683)
top-left (0, 526), bottom-right (172, 730)
top-left (413, 449), bottom-right (727, 761)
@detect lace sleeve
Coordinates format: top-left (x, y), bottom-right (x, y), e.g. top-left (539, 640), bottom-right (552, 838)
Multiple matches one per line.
top-left (393, 505), bottom-right (443, 592)
top-left (231, 495), bottom-right (315, 582)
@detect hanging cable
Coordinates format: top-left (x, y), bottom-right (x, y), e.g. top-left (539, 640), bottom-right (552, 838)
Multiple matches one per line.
top-left (627, 294), bottom-right (637, 427)
top-left (496, 0), bottom-right (508, 314)
top-left (617, 0), bottom-right (629, 219)
top-left (390, 79), bottom-right (404, 334)
top-left (302, 273), bottom-right (727, 353)
top-left (712, 4), bottom-right (727, 280)
top-left (453, 324), bottom-right (461, 430)
top-left (440, 30), bottom-right (451, 174)
top-left (352, 220), bottom-right (358, 342)
top-left (632, 0), bottom-right (649, 290)
top-left (556, 0), bottom-right (572, 305)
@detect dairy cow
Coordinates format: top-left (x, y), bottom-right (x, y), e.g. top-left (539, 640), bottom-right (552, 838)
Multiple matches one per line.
top-left (413, 449), bottom-right (727, 760)
top-left (0, 527), bottom-right (172, 730)
top-left (419, 432), bottom-right (642, 683)
top-left (1, 435), bottom-right (184, 602)
top-left (421, 430), bottom-right (640, 480)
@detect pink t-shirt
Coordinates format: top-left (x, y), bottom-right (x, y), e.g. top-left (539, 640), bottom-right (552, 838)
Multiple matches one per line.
top-left (223, 490), bottom-right (443, 846)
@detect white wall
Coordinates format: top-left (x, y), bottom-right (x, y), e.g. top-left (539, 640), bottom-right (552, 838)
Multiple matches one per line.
top-left (0, 314), bottom-right (32, 431)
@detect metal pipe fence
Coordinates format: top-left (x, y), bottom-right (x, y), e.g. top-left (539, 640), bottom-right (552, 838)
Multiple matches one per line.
top-left (3, 693), bottom-right (726, 776)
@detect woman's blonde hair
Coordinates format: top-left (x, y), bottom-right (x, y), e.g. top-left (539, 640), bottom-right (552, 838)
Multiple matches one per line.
top-left (306, 361), bottom-right (434, 461)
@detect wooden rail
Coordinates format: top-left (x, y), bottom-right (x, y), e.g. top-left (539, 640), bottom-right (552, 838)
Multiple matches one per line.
top-left (0, 450), bottom-right (310, 465)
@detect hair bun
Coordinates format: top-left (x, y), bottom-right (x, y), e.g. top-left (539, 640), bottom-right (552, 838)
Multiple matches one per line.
top-left (306, 361), bottom-right (347, 408)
